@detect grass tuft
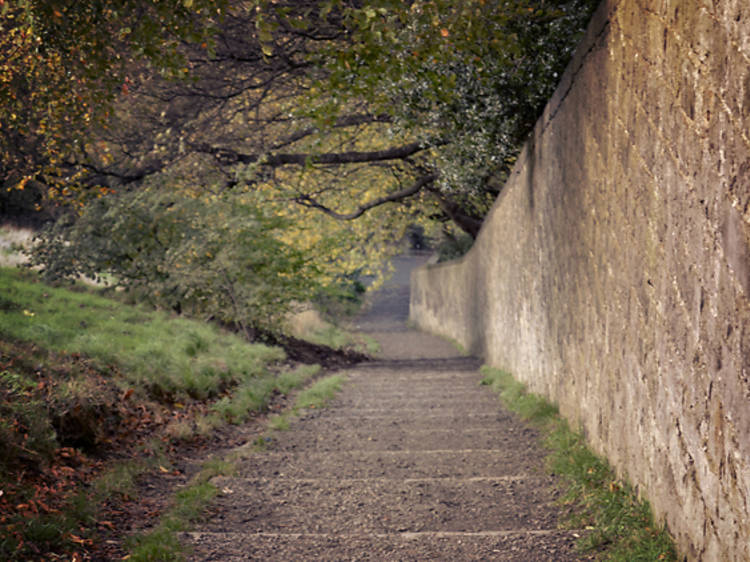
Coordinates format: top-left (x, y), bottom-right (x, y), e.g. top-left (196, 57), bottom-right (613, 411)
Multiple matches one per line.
top-left (480, 366), bottom-right (677, 561)
top-left (275, 364), bottom-right (321, 394)
top-left (295, 375), bottom-right (344, 410)
top-left (127, 463), bottom-right (226, 561)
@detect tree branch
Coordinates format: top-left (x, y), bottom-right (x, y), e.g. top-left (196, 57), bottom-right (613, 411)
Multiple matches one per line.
top-left (425, 186), bottom-right (484, 239)
top-left (293, 173), bottom-right (437, 220)
top-left (195, 139), bottom-right (441, 167)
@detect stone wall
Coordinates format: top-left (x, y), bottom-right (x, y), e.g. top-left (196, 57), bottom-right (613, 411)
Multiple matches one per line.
top-left (410, 1), bottom-right (750, 559)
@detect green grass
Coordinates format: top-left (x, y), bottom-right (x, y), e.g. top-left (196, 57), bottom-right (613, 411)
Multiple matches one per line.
top-left (123, 450), bottom-right (238, 560)
top-left (267, 370), bottom-right (341, 432)
top-left (211, 364), bottom-right (322, 424)
top-left (93, 440), bottom-right (170, 500)
top-left (480, 366), bottom-right (677, 561)
top-left (127, 481), bottom-right (219, 561)
top-left (0, 267), bottom-right (284, 401)
top-left (275, 364), bottom-right (321, 394)
top-left (295, 374), bottom-right (345, 410)
top-left (0, 266), bottom-right (295, 560)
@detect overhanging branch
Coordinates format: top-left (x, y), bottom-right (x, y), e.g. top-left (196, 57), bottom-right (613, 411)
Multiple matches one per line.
top-left (293, 173), bottom-right (437, 220)
top-left (195, 139), bottom-right (442, 167)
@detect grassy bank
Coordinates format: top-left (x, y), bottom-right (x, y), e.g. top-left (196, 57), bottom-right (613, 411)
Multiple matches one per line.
top-left (0, 266), bottom-right (319, 560)
top-left (0, 267), bottom-right (284, 401)
top-left (480, 366), bottom-right (677, 561)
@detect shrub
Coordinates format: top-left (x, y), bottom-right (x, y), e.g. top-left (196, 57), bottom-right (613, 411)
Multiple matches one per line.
top-left (29, 187), bottom-right (321, 336)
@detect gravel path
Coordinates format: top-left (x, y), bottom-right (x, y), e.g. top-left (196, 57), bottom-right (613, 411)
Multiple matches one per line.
top-left (185, 253), bottom-right (583, 560)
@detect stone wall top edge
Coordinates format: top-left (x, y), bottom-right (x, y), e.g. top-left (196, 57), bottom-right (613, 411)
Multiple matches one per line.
top-left (419, 0), bottom-right (618, 273)
top-left (542, 0), bottom-right (619, 131)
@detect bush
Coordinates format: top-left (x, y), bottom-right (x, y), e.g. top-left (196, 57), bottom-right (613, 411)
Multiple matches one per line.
top-left (436, 232), bottom-right (474, 262)
top-left (30, 187), bottom-right (322, 336)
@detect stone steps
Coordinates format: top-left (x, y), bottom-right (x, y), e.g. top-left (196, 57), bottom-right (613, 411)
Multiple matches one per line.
top-left (186, 530), bottom-right (582, 561)
top-left (183, 255), bottom-right (581, 560)
top-left (183, 360), bottom-right (576, 560)
top-left (202, 475), bottom-right (561, 534)
top-left (233, 449), bottom-right (544, 479)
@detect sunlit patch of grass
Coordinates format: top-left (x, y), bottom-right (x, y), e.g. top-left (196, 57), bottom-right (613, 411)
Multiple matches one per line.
top-left (295, 374), bottom-right (344, 410)
top-left (480, 366), bottom-right (677, 561)
top-left (0, 267), bottom-right (285, 401)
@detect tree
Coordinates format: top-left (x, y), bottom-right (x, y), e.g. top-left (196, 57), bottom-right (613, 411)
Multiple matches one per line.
top-left (61, 0), bottom-right (598, 238)
top-left (25, 0), bottom-right (598, 338)
top-left (0, 0), bottom-right (225, 212)
top-left (30, 186), bottom-right (319, 337)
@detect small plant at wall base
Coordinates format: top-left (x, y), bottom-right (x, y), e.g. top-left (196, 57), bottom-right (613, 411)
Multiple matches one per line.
top-left (480, 366), bottom-right (677, 561)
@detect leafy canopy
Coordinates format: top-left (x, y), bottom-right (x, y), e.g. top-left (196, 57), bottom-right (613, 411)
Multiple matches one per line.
top-left (22, 0), bottom-right (598, 336)
top-left (0, 0), bottom-right (225, 196)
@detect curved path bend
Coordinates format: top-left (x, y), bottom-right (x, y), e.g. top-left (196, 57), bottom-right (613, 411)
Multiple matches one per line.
top-left (186, 253), bottom-right (584, 560)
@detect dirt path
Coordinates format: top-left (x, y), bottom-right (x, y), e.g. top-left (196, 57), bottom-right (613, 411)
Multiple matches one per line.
top-left (184, 253), bottom-right (584, 560)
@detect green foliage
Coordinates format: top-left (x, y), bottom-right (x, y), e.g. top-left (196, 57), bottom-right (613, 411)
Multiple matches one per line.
top-left (30, 186), bottom-right (321, 336)
top-left (313, 274), bottom-right (367, 319)
top-left (308, 0), bottom-right (600, 223)
top-left (480, 366), bottom-right (677, 560)
top-left (436, 231), bottom-right (475, 263)
top-left (0, 0), bottom-right (226, 194)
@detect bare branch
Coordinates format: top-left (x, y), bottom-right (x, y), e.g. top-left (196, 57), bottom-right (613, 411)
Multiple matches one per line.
top-left (293, 173), bottom-right (437, 220)
top-left (196, 140), bottom-right (441, 167)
